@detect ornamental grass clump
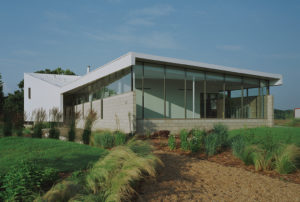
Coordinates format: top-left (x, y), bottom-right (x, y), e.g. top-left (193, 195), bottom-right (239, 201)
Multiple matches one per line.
top-left (275, 144), bottom-right (300, 174)
top-left (93, 131), bottom-right (115, 149)
top-left (82, 110), bottom-right (97, 145)
top-left (180, 129), bottom-right (189, 151)
top-left (114, 131), bottom-right (127, 146)
top-left (68, 111), bottom-right (80, 142)
top-left (190, 129), bottom-right (206, 153)
top-left (205, 133), bottom-right (218, 157)
top-left (32, 108), bottom-right (47, 138)
top-left (168, 135), bottom-right (176, 150)
top-left (85, 140), bottom-right (162, 201)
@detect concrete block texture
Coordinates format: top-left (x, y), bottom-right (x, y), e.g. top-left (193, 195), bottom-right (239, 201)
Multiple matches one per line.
top-left (75, 91), bottom-right (136, 133)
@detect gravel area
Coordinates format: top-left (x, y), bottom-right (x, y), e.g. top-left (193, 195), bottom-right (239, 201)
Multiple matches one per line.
top-left (137, 150), bottom-right (300, 202)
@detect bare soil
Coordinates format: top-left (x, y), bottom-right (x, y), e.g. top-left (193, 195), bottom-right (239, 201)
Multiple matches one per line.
top-left (136, 139), bottom-right (300, 202)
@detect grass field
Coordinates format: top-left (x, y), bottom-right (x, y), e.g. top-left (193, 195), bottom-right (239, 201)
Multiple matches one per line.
top-left (0, 137), bottom-right (108, 175)
top-left (229, 127), bottom-right (300, 146)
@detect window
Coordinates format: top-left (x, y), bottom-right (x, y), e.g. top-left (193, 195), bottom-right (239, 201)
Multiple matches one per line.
top-left (206, 73), bottom-right (224, 118)
top-left (28, 88), bottom-right (31, 99)
top-left (166, 67), bottom-right (185, 118)
top-left (225, 75), bottom-right (242, 118)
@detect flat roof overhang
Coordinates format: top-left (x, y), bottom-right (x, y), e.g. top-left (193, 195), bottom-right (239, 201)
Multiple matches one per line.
top-left (61, 52), bottom-right (283, 94)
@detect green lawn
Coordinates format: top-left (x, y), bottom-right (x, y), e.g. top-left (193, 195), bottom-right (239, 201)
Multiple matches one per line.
top-left (229, 127), bottom-right (300, 146)
top-left (0, 137), bottom-right (108, 175)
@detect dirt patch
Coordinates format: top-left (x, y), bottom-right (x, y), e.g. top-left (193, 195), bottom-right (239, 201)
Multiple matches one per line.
top-left (137, 149), bottom-right (300, 202)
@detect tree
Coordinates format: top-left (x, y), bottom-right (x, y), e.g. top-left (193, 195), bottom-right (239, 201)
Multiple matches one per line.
top-left (0, 73), bottom-right (4, 117)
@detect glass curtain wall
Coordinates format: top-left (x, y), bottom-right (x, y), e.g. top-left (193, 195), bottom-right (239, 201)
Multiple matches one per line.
top-left (225, 75), bottom-right (242, 118)
top-left (165, 67), bottom-right (185, 118)
top-left (144, 64), bottom-right (164, 118)
top-left (134, 62), bottom-right (269, 120)
top-left (186, 70), bottom-right (205, 118)
top-left (206, 73), bottom-right (225, 118)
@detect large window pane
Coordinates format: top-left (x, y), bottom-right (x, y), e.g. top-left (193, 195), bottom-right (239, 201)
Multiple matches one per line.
top-left (243, 78), bottom-right (259, 118)
top-left (225, 75), bottom-right (242, 118)
top-left (186, 70), bottom-right (205, 118)
top-left (206, 73), bottom-right (224, 118)
top-left (134, 63), bottom-right (143, 119)
top-left (166, 67), bottom-right (185, 118)
top-left (144, 64), bottom-right (164, 118)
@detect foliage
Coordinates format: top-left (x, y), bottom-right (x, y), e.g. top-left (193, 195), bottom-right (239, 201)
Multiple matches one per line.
top-left (0, 160), bottom-right (58, 202)
top-left (3, 112), bottom-right (12, 137)
top-left (190, 129), bottom-right (206, 153)
top-left (93, 131), bottom-right (115, 149)
top-left (82, 110), bottom-right (97, 145)
top-left (286, 118), bottom-right (300, 127)
top-left (0, 137), bottom-right (107, 175)
top-left (68, 111), bottom-right (80, 142)
top-left (49, 127), bottom-right (60, 139)
top-left (274, 109), bottom-right (294, 120)
top-left (48, 107), bottom-right (61, 139)
top-left (180, 129), bottom-right (189, 151)
top-left (212, 123), bottom-right (229, 149)
top-left (32, 122), bottom-right (43, 138)
top-left (231, 134), bottom-right (246, 159)
top-left (35, 67), bottom-right (76, 75)
top-left (114, 131), bottom-right (127, 146)
top-left (275, 144), bottom-right (300, 174)
top-left (85, 142), bottom-right (162, 201)
top-left (168, 135), bottom-right (176, 150)
top-left (33, 108), bottom-right (47, 123)
top-left (0, 73), bottom-right (4, 117)
top-left (205, 133), bottom-right (218, 157)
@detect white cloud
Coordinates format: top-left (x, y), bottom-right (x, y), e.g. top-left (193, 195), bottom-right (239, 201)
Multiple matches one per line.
top-left (216, 45), bottom-right (242, 51)
top-left (12, 50), bottom-right (38, 57)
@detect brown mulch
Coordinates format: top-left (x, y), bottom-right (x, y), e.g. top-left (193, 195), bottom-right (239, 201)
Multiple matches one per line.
top-left (136, 138), bottom-right (300, 201)
top-left (150, 138), bottom-right (300, 185)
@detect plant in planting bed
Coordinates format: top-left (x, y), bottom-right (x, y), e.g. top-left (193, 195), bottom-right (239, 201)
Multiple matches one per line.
top-left (180, 129), bottom-right (189, 151)
top-left (205, 133), bottom-right (218, 157)
top-left (168, 135), bottom-right (176, 150)
top-left (114, 131), bottom-right (127, 146)
top-left (93, 131), bottom-right (115, 149)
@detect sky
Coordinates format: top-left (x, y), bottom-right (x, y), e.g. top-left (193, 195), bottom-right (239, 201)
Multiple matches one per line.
top-left (0, 0), bottom-right (299, 109)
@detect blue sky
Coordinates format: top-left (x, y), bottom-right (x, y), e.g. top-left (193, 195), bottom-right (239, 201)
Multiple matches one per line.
top-left (0, 0), bottom-right (299, 109)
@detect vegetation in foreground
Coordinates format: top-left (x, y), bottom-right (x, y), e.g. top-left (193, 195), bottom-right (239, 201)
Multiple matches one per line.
top-left (39, 139), bottom-right (162, 202)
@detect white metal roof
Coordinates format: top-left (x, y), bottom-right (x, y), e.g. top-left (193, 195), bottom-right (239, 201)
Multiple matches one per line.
top-left (26, 73), bottom-right (80, 88)
top-left (58, 52), bottom-right (282, 93)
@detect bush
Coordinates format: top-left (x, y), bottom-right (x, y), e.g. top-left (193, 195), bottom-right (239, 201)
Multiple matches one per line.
top-left (49, 125), bottom-right (60, 139)
top-left (68, 121), bottom-right (76, 142)
top-left (93, 131), bottom-right (114, 149)
top-left (275, 144), bottom-right (300, 174)
top-left (0, 161), bottom-right (58, 202)
top-left (86, 143), bottom-right (162, 201)
top-left (82, 129), bottom-right (91, 145)
top-left (168, 135), bottom-right (176, 150)
top-left (32, 123), bottom-right (43, 138)
top-left (190, 129), bottom-right (206, 153)
top-left (180, 129), bottom-right (189, 151)
top-left (212, 123), bottom-right (229, 149)
top-left (231, 135), bottom-right (246, 159)
top-left (3, 120), bottom-right (12, 137)
top-left (114, 131), bottom-right (127, 146)
top-left (205, 133), bottom-right (218, 157)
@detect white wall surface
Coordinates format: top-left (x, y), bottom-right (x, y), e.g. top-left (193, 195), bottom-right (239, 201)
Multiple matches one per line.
top-left (295, 109), bottom-right (300, 118)
top-left (24, 73), bottom-right (62, 122)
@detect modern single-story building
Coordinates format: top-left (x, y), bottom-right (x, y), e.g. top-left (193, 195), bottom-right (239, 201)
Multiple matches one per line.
top-left (24, 52), bottom-right (282, 133)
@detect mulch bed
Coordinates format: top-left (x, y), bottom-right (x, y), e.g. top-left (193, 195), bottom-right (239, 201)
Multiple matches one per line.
top-left (149, 137), bottom-right (300, 185)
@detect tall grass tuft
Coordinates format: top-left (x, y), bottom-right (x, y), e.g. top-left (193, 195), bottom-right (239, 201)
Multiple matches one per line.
top-left (190, 129), bottom-right (206, 153)
top-left (205, 133), bottom-right (218, 157)
top-left (82, 110), bottom-right (97, 145)
top-left (212, 123), bottom-right (229, 150)
top-left (231, 135), bottom-right (246, 159)
top-left (114, 131), bottom-right (127, 146)
top-left (93, 131), bottom-right (115, 149)
top-left (168, 135), bottom-right (176, 150)
top-left (180, 129), bottom-right (189, 151)
top-left (275, 144), bottom-right (300, 174)
top-left (86, 141), bottom-right (162, 201)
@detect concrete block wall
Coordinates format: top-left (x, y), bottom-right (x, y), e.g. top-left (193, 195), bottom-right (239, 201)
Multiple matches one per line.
top-left (74, 91), bottom-right (136, 133)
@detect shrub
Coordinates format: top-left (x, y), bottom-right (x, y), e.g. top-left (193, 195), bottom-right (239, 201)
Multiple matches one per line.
top-left (168, 135), bottom-right (176, 150)
top-left (32, 123), bottom-right (43, 138)
top-left (275, 144), bottom-right (300, 174)
top-left (3, 119), bottom-right (12, 137)
top-left (68, 121), bottom-right (76, 142)
top-left (93, 131), bottom-right (114, 149)
top-left (205, 133), bottom-right (218, 157)
top-left (86, 143), bottom-right (162, 201)
top-left (212, 123), bottom-right (229, 149)
top-left (49, 125), bottom-right (60, 139)
top-left (180, 129), bottom-right (189, 151)
top-left (231, 135), bottom-right (246, 159)
top-left (114, 131), bottom-right (127, 146)
top-left (82, 129), bottom-right (91, 145)
top-left (82, 110), bottom-right (97, 145)
top-left (0, 161), bottom-right (58, 202)
top-left (190, 129), bottom-right (206, 153)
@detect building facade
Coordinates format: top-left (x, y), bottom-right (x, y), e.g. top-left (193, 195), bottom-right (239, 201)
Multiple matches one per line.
top-left (24, 52), bottom-right (282, 133)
